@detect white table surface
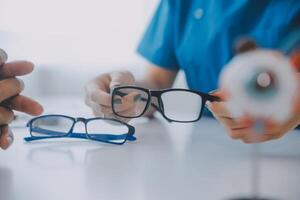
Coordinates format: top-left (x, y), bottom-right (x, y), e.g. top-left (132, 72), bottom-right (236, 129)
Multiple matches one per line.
top-left (0, 97), bottom-right (300, 200)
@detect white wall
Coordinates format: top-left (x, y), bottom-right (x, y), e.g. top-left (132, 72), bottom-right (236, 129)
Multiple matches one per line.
top-left (0, 0), bottom-right (157, 66)
top-left (0, 0), bottom-right (187, 97)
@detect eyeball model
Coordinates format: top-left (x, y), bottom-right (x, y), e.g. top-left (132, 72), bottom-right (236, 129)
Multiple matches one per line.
top-left (220, 50), bottom-right (298, 123)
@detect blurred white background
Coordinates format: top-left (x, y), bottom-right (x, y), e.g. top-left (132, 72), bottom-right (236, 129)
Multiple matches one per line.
top-left (0, 0), bottom-right (187, 98)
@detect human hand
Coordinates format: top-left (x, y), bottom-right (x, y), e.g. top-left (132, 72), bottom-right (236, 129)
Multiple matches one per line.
top-left (209, 38), bottom-right (300, 143)
top-left (85, 71), bottom-right (136, 122)
top-left (206, 83), bottom-right (300, 143)
top-left (0, 61), bottom-right (43, 150)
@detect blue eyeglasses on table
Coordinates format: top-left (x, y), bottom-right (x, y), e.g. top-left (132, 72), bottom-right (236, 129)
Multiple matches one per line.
top-left (24, 114), bottom-right (136, 145)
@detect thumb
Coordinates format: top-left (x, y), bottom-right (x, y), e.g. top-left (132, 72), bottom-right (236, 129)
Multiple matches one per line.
top-left (210, 89), bottom-right (228, 101)
top-left (109, 71), bottom-right (135, 90)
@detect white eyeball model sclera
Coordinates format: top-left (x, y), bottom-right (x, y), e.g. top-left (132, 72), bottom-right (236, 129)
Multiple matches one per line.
top-left (220, 50), bottom-right (298, 122)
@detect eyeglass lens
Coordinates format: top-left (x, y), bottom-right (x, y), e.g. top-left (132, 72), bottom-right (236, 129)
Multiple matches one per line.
top-left (112, 88), bottom-right (149, 118)
top-left (86, 119), bottom-right (129, 144)
top-left (160, 90), bottom-right (203, 121)
top-left (31, 116), bottom-right (73, 137)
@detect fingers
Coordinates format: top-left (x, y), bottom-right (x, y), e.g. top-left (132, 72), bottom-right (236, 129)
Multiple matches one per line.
top-left (113, 92), bottom-right (141, 111)
top-left (0, 60), bottom-right (39, 150)
top-left (240, 131), bottom-right (274, 144)
top-left (0, 107), bottom-right (14, 125)
top-left (226, 125), bottom-right (283, 143)
top-left (85, 74), bottom-right (112, 107)
top-left (0, 106), bottom-right (15, 150)
top-left (0, 78), bottom-right (24, 102)
top-left (207, 101), bottom-right (231, 118)
top-left (85, 97), bottom-right (113, 116)
top-left (0, 61), bottom-right (34, 78)
top-left (207, 100), bottom-right (283, 144)
top-left (218, 116), bottom-right (249, 130)
top-left (207, 101), bottom-right (246, 138)
top-left (86, 93), bottom-right (135, 123)
top-left (109, 71), bottom-right (135, 89)
top-left (0, 125), bottom-right (13, 150)
top-left (87, 88), bottom-right (112, 107)
top-left (209, 90), bottom-right (228, 101)
top-left (85, 71), bottom-right (135, 107)
top-left (226, 128), bottom-right (248, 140)
top-left (0, 61), bottom-right (43, 115)
top-left (6, 95), bottom-right (43, 116)
top-left (85, 71), bottom-right (137, 123)
top-left (97, 105), bottom-right (114, 115)
top-left (113, 102), bottom-right (136, 113)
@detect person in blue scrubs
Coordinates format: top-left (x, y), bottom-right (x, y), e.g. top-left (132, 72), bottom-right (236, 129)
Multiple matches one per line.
top-left (85, 0), bottom-right (300, 143)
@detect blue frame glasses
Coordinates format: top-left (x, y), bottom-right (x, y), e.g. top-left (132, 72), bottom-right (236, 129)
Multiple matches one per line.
top-left (25, 114), bottom-right (136, 145)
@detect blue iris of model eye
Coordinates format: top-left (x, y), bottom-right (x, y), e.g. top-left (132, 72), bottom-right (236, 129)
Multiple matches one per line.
top-left (244, 69), bottom-right (278, 101)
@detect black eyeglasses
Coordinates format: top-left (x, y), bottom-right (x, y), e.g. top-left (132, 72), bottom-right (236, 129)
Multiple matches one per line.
top-left (111, 86), bottom-right (220, 123)
top-left (25, 114), bottom-right (136, 145)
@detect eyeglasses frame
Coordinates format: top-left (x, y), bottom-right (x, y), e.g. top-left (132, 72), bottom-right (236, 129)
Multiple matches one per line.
top-left (25, 114), bottom-right (136, 145)
top-left (111, 86), bottom-right (220, 123)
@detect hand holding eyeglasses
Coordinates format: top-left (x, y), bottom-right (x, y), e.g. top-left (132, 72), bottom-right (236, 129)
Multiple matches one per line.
top-left (85, 69), bottom-right (219, 123)
top-left (85, 70), bottom-right (136, 123)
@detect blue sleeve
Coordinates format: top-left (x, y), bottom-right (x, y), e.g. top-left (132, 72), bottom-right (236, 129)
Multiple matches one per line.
top-left (277, 4), bottom-right (300, 53)
top-left (278, 28), bottom-right (300, 54)
top-left (137, 0), bottom-right (179, 71)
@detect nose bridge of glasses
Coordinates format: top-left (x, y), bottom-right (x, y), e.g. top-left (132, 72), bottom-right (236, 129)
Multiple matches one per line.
top-left (149, 91), bottom-right (162, 108)
top-left (69, 118), bottom-right (88, 133)
top-left (149, 96), bottom-right (161, 110)
top-left (206, 94), bottom-right (221, 102)
top-left (75, 117), bottom-right (87, 123)
top-left (148, 93), bottom-right (171, 121)
top-left (149, 90), bottom-right (160, 97)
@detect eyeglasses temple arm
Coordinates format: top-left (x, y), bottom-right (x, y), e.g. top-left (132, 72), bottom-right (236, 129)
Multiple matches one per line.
top-left (84, 133), bottom-right (136, 141)
top-left (207, 95), bottom-right (221, 102)
top-left (24, 135), bottom-right (66, 142)
top-left (25, 127), bottom-right (136, 142)
top-left (24, 133), bottom-right (136, 142)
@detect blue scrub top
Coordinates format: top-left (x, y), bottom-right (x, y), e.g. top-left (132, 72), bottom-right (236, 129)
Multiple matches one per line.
top-left (137, 0), bottom-right (300, 93)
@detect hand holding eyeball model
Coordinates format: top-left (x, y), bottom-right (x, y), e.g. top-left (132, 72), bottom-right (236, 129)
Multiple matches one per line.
top-left (207, 38), bottom-right (300, 143)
